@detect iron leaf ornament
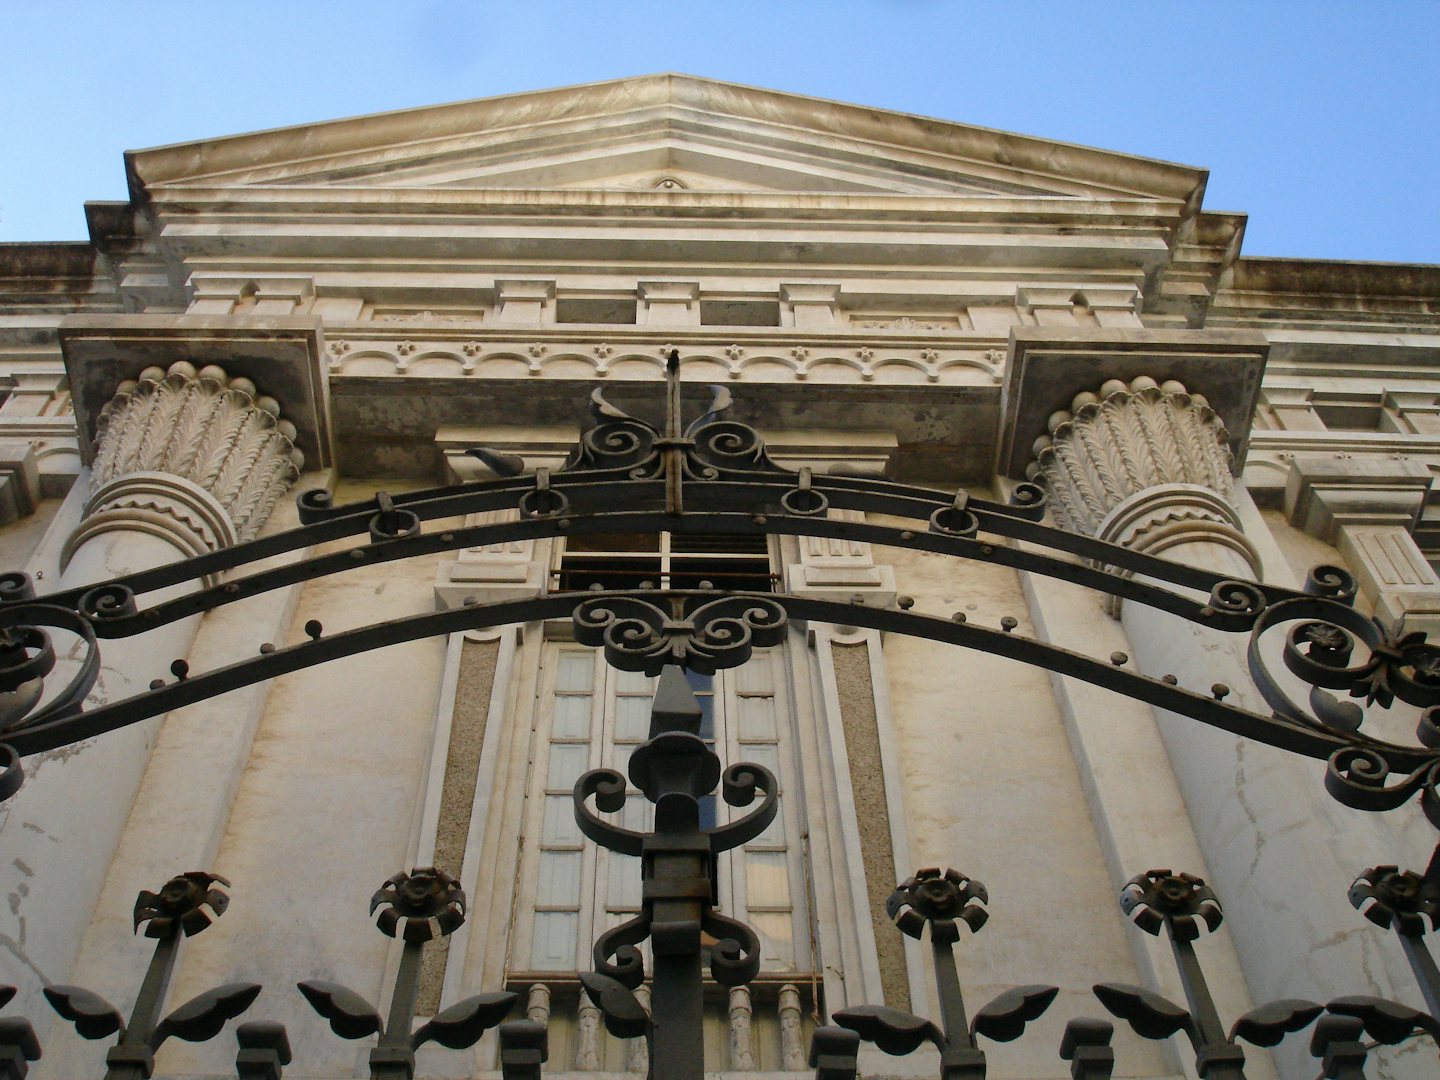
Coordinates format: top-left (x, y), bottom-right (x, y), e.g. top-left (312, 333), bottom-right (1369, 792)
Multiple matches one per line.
top-left (300, 868), bottom-right (515, 1080)
top-left (45, 873), bottom-right (258, 1080)
top-left (294, 983), bottom-right (381, 1040)
top-left (409, 992), bottom-right (517, 1051)
top-left (1105, 868), bottom-right (1324, 1080)
top-left (824, 866), bottom-right (1056, 1080)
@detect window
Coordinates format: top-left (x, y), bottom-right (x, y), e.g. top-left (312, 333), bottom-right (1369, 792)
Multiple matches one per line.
top-left (513, 645), bottom-right (807, 974)
top-left (552, 530), bottom-right (776, 593)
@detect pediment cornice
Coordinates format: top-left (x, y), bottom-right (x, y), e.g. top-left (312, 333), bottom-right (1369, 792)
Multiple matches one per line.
top-left (125, 74), bottom-right (1208, 208)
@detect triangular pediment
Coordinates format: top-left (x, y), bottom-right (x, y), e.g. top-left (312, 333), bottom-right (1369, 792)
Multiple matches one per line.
top-left (126, 74), bottom-right (1207, 206)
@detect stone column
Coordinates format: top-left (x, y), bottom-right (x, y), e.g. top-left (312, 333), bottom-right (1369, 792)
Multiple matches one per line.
top-left (0, 361), bottom-right (301, 1019)
top-left (1028, 376), bottom-right (1430, 1079)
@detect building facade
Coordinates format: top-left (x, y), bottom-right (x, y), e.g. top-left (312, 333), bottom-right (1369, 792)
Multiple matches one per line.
top-left (0, 75), bottom-right (1438, 1078)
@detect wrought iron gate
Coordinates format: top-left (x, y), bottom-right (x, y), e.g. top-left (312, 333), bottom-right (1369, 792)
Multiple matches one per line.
top-left (0, 355), bottom-right (1437, 1080)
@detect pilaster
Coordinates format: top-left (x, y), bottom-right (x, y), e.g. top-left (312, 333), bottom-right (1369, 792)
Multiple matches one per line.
top-left (0, 359), bottom-right (306, 1038)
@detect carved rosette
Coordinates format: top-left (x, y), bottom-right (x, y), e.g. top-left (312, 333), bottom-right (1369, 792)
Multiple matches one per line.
top-left (1026, 375), bottom-right (1260, 577)
top-left (65, 362), bottom-right (304, 567)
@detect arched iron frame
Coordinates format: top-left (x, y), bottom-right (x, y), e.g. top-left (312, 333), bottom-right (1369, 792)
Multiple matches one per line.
top-left (3, 355), bottom-right (1440, 1080)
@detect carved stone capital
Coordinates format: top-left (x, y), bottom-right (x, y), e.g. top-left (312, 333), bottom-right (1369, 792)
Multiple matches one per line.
top-left (1026, 376), bottom-right (1261, 608)
top-left (76, 361), bottom-right (303, 560)
top-left (1027, 375), bottom-right (1236, 534)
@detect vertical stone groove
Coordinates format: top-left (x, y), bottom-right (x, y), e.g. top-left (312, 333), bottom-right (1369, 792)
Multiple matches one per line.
top-left (830, 640), bottom-right (909, 1011)
top-left (416, 636), bottom-right (500, 1016)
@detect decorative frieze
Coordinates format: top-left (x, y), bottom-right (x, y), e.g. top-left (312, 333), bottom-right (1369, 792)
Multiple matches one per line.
top-left (324, 337), bottom-right (1002, 384)
top-left (67, 362), bottom-right (303, 565)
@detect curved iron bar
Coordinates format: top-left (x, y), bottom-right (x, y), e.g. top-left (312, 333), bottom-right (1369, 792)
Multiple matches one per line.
top-left (3, 589), bottom-right (1434, 779)
top-left (4, 504), bottom-right (1303, 645)
top-left (3, 465), bottom-right (1311, 629)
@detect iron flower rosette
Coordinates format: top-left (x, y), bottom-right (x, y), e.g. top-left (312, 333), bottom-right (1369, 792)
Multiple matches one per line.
top-left (134, 871), bottom-right (230, 938)
top-left (1120, 869), bottom-right (1223, 941)
top-left (886, 866), bottom-right (989, 943)
top-left (370, 867), bottom-right (466, 942)
top-left (1350, 863), bottom-right (1440, 935)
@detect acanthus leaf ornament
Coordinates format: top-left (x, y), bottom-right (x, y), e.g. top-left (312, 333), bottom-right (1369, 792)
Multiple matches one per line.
top-left (88, 362), bottom-right (303, 549)
top-left (1027, 377), bottom-right (1236, 537)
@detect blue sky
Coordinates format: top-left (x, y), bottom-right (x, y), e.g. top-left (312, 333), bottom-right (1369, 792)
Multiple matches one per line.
top-left (2, 1), bottom-right (1436, 263)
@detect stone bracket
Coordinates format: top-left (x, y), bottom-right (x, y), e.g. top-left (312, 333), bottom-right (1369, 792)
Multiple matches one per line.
top-left (1285, 453), bottom-right (1439, 634)
top-left (785, 508), bottom-right (897, 608)
top-left (1015, 285), bottom-right (1142, 328)
top-left (639, 281), bottom-right (700, 327)
top-left (186, 273), bottom-right (315, 315)
top-left (0, 441), bottom-right (40, 525)
top-left (780, 284), bottom-right (841, 329)
top-left (493, 279), bottom-right (556, 326)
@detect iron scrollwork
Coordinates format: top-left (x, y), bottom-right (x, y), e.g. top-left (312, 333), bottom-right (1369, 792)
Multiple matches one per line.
top-left (572, 665), bottom-right (779, 1080)
top-left (573, 593), bottom-right (787, 675)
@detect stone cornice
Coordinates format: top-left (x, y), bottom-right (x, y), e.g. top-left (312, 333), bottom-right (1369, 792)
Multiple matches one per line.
top-left (141, 185), bottom-right (1190, 225)
top-left (324, 334), bottom-right (1005, 386)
